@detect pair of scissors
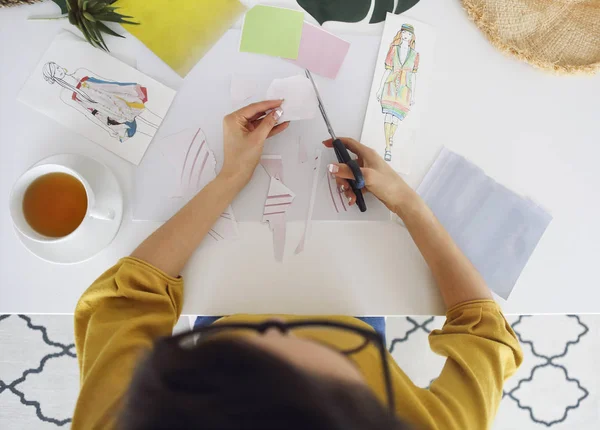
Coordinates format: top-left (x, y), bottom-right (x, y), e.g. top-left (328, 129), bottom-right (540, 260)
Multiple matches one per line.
top-left (305, 70), bottom-right (367, 213)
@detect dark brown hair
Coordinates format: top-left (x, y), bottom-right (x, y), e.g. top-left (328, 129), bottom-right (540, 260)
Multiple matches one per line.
top-left (119, 336), bottom-right (411, 429)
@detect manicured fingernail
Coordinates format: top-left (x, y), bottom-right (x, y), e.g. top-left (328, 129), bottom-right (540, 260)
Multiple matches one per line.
top-left (274, 108), bottom-right (283, 120)
top-left (328, 164), bottom-right (339, 174)
top-left (339, 185), bottom-right (346, 193)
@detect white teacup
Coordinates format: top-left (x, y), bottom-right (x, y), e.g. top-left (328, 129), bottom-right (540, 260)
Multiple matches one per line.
top-left (9, 163), bottom-right (115, 243)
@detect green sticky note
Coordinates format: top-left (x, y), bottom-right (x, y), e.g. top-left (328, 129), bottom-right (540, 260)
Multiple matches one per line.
top-left (240, 5), bottom-right (304, 59)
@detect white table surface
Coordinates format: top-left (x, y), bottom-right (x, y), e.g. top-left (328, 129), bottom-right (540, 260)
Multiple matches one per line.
top-left (1, 1), bottom-right (599, 316)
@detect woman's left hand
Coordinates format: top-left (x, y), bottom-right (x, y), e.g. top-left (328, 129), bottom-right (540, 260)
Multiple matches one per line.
top-left (219, 100), bottom-right (289, 188)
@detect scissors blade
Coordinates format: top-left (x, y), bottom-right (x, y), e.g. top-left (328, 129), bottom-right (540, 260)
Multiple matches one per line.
top-left (305, 70), bottom-right (337, 140)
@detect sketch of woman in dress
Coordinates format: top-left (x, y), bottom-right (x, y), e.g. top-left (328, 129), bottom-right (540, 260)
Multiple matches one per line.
top-left (42, 62), bottom-right (163, 143)
top-left (377, 24), bottom-right (419, 162)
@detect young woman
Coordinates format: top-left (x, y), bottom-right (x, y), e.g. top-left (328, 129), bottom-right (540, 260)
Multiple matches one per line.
top-left (72, 100), bottom-right (522, 430)
top-left (377, 24), bottom-right (419, 162)
top-left (42, 62), bottom-right (162, 142)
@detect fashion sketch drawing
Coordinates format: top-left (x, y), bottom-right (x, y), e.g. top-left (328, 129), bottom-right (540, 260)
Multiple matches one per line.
top-left (42, 61), bottom-right (163, 143)
top-left (377, 24), bottom-right (419, 162)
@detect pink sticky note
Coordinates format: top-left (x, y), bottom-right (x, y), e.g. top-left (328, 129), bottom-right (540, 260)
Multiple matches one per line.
top-left (288, 23), bottom-right (350, 79)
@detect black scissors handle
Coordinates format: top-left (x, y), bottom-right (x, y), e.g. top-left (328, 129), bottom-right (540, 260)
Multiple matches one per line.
top-left (332, 139), bottom-right (367, 213)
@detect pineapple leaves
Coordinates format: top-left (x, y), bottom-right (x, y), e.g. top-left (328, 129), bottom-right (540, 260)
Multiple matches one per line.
top-left (62, 0), bottom-right (138, 52)
top-left (96, 21), bottom-right (125, 39)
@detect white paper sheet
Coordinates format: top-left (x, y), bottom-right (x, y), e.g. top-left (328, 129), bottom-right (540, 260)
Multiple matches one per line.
top-left (18, 32), bottom-right (176, 165)
top-left (167, 30), bottom-right (391, 222)
top-left (133, 127), bottom-right (238, 240)
top-left (417, 148), bottom-right (552, 299)
top-left (360, 14), bottom-right (436, 174)
top-left (265, 75), bottom-right (319, 122)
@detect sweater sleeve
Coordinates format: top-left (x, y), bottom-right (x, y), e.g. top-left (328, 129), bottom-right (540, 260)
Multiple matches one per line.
top-left (424, 300), bottom-right (523, 430)
top-left (72, 257), bottom-right (183, 429)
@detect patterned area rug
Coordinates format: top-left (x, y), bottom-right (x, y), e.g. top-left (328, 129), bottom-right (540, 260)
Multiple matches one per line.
top-left (0, 314), bottom-right (598, 429)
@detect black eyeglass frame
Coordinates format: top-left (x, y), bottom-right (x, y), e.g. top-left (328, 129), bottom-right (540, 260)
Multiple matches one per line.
top-left (167, 319), bottom-right (396, 413)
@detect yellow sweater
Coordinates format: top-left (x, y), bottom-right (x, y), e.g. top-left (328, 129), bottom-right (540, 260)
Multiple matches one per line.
top-left (73, 257), bottom-right (523, 429)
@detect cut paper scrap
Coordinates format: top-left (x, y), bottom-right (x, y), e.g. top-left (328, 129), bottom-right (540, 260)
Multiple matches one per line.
top-left (288, 22), bottom-right (351, 79)
top-left (240, 5), bottom-right (304, 59)
top-left (133, 128), bottom-right (238, 241)
top-left (296, 149), bottom-right (322, 254)
top-left (265, 75), bottom-right (318, 122)
top-left (117, 0), bottom-right (246, 77)
top-left (263, 177), bottom-right (296, 262)
top-left (261, 155), bottom-right (284, 183)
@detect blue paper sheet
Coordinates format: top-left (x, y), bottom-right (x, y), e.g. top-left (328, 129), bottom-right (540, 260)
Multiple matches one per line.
top-left (417, 148), bottom-right (552, 299)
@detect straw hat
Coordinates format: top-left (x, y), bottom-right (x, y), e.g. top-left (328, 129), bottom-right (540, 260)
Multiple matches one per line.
top-left (462, 0), bottom-right (600, 74)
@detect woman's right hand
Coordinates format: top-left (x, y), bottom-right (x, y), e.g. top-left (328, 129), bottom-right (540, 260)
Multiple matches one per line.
top-left (323, 137), bottom-right (417, 214)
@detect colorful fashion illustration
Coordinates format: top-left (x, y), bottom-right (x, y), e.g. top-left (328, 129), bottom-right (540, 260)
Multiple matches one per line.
top-left (42, 62), bottom-right (162, 143)
top-left (377, 24), bottom-right (419, 162)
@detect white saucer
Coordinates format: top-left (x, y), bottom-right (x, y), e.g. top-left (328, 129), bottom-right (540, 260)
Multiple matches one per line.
top-left (14, 154), bottom-right (124, 265)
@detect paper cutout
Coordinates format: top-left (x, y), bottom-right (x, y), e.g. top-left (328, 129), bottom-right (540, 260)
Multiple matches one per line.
top-left (119, 0), bottom-right (246, 77)
top-left (265, 75), bottom-right (319, 122)
top-left (297, 137), bottom-right (309, 163)
top-left (17, 32), bottom-right (176, 165)
top-left (262, 177), bottom-right (296, 262)
top-left (288, 22), bottom-right (351, 79)
top-left (296, 150), bottom-right (322, 254)
top-left (260, 155), bottom-right (284, 183)
top-left (211, 209), bottom-right (238, 241)
top-left (417, 147), bottom-right (552, 299)
top-left (159, 128), bottom-right (215, 197)
top-left (133, 128), bottom-right (238, 241)
top-left (240, 5), bottom-right (304, 59)
top-left (230, 75), bottom-right (259, 110)
top-left (360, 14), bottom-right (435, 173)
